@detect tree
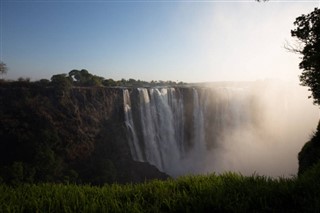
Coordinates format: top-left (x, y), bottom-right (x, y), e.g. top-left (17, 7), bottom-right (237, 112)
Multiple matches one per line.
top-left (0, 61), bottom-right (8, 78)
top-left (69, 69), bottom-right (91, 84)
top-left (290, 8), bottom-right (320, 105)
top-left (68, 69), bottom-right (103, 86)
top-left (51, 74), bottom-right (73, 96)
top-left (290, 8), bottom-right (320, 176)
top-left (103, 78), bottom-right (117, 86)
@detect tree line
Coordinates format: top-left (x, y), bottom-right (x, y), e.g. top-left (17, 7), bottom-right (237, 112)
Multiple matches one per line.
top-left (51, 69), bottom-right (186, 87)
top-left (0, 67), bottom-right (186, 88)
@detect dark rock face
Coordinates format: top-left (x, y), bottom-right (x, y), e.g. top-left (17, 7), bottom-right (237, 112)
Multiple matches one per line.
top-left (298, 121), bottom-right (320, 176)
top-left (0, 84), bottom-right (169, 184)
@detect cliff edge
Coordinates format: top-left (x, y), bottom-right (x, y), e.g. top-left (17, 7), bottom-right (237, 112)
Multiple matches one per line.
top-left (0, 83), bottom-right (169, 185)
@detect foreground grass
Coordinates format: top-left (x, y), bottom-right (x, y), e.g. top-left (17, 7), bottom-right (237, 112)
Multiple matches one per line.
top-left (1, 165), bottom-right (320, 213)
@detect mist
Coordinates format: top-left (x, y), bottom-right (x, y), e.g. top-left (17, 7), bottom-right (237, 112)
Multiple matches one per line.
top-left (124, 80), bottom-right (319, 178)
top-left (191, 81), bottom-right (319, 177)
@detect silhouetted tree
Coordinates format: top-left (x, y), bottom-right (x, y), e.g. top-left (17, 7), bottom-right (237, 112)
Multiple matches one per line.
top-left (289, 8), bottom-right (320, 176)
top-left (290, 8), bottom-right (320, 105)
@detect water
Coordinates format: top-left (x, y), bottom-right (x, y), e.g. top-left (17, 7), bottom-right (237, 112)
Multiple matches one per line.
top-left (123, 89), bottom-right (143, 161)
top-left (123, 82), bottom-right (319, 177)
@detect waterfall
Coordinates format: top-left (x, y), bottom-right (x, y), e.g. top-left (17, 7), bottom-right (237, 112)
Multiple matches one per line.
top-left (122, 86), bottom-right (245, 176)
top-left (137, 88), bottom-right (181, 173)
top-left (122, 84), bottom-right (319, 177)
top-left (192, 88), bottom-right (206, 156)
top-left (137, 88), bottom-right (163, 170)
top-left (168, 88), bottom-right (185, 155)
top-left (123, 89), bottom-right (143, 161)
top-left (122, 87), bottom-right (204, 175)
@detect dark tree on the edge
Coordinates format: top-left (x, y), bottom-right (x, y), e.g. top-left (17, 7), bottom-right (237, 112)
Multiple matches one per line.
top-left (291, 8), bottom-right (320, 105)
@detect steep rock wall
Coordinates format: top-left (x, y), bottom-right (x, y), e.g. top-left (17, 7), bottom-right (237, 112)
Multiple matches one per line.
top-left (0, 84), bottom-right (168, 184)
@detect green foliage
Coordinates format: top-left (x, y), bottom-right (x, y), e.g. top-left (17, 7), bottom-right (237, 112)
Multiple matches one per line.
top-left (51, 74), bottom-right (72, 89)
top-left (1, 171), bottom-right (320, 212)
top-left (291, 8), bottom-right (320, 105)
top-left (69, 69), bottom-right (90, 82)
top-left (68, 69), bottom-right (103, 86)
top-left (103, 78), bottom-right (118, 86)
top-left (54, 69), bottom-right (186, 87)
top-left (51, 73), bottom-right (73, 98)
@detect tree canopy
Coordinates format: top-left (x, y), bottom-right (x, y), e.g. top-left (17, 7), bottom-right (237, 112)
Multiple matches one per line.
top-left (48, 69), bottom-right (185, 88)
top-left (291, 8), bottom-right (320, 105)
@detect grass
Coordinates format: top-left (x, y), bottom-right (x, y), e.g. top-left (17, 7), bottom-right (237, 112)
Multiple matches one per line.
top-left (1, 165), bottom-right (320, 213)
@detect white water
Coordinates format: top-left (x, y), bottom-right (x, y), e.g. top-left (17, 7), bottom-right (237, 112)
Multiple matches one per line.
top-left (138, 88), bottom-right (182, 174)
top-left (123, 82), bottom-right (319, 177)
top-left (123, 89), bottom-right (143, 161)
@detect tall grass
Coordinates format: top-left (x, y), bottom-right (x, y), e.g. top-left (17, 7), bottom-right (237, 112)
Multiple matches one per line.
top-left (1, 165), bottom-right (320, 212)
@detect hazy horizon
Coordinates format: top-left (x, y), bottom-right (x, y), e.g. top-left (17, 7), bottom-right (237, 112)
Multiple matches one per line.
top-left (1, 1), bottom-right (320, 82)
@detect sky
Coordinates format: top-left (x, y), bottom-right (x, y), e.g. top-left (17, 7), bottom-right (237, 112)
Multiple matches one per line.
top-left (1, 0), bottom-right (319, 83)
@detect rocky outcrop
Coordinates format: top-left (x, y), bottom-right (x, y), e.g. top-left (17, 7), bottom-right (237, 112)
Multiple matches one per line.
top-left (298, 121), bottom-right (320, 176)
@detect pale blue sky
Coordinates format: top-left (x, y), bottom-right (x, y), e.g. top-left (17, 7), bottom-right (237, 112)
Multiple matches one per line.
top-left (1, 0), bottom-right (319, 82)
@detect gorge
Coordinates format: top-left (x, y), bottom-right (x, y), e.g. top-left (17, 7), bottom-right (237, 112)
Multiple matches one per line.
top-left (123, 81), bottom-right (319, 177)
top-left (0, 80), bottom-right (318, 184)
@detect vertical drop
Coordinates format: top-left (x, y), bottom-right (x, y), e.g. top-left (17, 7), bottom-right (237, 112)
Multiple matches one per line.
top-left (123, 89), bottom-right (143, 161)
top-left (192, 88), bottom-right (206, 163)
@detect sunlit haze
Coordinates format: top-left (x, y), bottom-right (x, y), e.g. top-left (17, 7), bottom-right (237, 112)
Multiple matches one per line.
top-left (120, 81), bottom-right (319, 177)
top-left (1, 1), bottom-right (319, 82)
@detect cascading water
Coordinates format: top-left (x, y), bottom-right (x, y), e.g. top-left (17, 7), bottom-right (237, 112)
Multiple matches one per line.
top-left (123, 83), bottom-right (319, 177)
top-left (123, 89), bottom-right (143, 161)
top-left (124, 87), bottom-right (229, 176)
top-left (137, 88), bottom-right (182, 174)
top-left (192, 88), bottom-right (206, 156)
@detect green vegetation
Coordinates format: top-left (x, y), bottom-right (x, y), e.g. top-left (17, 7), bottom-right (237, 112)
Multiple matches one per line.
top-left (0, 67), bottom-right (186, 88)
top-left (1, 164), bottom-right (320, 212)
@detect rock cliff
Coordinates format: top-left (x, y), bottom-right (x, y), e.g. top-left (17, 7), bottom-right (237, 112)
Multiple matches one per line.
top-left (0, 83), bottom-right (169, 184)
